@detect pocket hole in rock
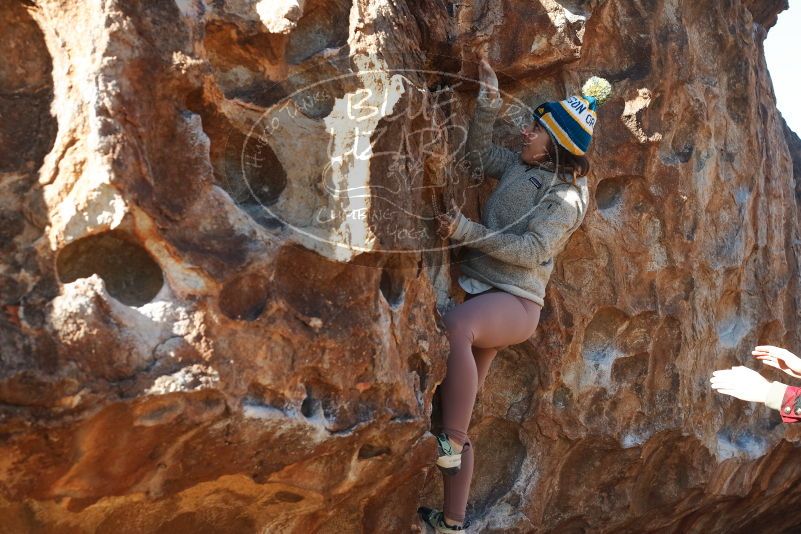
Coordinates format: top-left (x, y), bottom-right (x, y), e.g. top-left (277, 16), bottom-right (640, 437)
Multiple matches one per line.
top-left (300, 386), bottom-right (320, 418)
top-left (219, 273), bottom-right (270, 321)
top-left (55, 230), bottom-right (163, 306)
top-left (284, 0), bottom-right (351, 65)
top-left (236, 135), bottom-right (287, 207)
top-left (1, 2), bottom-right (57, 174)
top-left (379, 266), bottom-right (404, 308)
top-left (273, 491), bottom-right (303, 503)
top-left (358, 443), bottom-right (391, 459)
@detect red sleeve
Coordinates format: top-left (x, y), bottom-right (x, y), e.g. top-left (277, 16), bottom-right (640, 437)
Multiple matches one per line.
top-left (779, 385), bottom-right (801, 423)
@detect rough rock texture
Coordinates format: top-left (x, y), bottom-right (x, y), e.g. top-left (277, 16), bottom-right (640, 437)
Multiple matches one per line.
top-left (2, 0), bottom-right (801, 532)
top-left (782, 114), bottom-right (801, 203)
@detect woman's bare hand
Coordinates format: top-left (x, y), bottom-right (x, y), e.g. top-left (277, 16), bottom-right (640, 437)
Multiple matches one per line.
top-left (436, 199), bottom-right (463, 239)
top-left (477, 55), bottom-right (499, 97)
top-left (753, 345), bottom-right (801, 379)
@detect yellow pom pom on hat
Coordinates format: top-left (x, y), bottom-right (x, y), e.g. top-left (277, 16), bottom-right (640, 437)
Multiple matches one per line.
top-left (532, 76), bottom-right (612, 156)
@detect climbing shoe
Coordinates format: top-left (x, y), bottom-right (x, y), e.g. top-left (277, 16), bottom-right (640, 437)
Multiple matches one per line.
top-left (417, 506), bottom-right (471, 533)
top-left (435, 432), bottom-right (462, 475)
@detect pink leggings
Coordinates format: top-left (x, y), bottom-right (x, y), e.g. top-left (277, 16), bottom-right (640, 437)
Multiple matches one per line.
top-left (439, 286), bottom-right (542, 522)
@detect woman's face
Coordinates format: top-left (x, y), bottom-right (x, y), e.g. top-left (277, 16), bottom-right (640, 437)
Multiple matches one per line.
top-left (520, 120), bottom-right (553, 165)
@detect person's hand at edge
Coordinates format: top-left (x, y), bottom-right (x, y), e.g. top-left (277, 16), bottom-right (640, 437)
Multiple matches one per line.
top-left (709, 366), bottom-right (771, 404)
top-left (753, 345), bottom-right (801, 379)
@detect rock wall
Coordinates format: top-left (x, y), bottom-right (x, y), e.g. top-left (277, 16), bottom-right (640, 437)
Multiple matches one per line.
top-left (2, 0), bottom-right (800, 532)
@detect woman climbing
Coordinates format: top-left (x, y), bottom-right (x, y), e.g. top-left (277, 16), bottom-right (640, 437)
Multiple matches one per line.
top-left (417, 54), bottom-right (612, 533)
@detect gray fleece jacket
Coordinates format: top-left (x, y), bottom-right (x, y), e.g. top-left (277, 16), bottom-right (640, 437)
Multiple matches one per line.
top-left (450, 90), bottom-right (590, 307)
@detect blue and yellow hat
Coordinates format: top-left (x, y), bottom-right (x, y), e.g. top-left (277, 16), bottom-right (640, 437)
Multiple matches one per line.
top-left (533, 76), bottom-right (612, 156)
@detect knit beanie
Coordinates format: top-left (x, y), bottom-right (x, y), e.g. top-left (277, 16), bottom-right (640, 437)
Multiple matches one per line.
top-left (532, 76), bottom-right (612, 156)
